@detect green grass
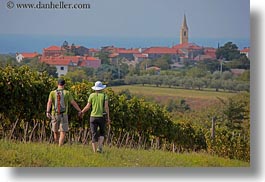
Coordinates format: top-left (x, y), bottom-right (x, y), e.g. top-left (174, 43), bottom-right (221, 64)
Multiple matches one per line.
top-left (0, 140), bottom-right (249, 167)
top-left (111, 85), bottom-right (235, 99)
top-left (110, 85), bottom-right (237, 110)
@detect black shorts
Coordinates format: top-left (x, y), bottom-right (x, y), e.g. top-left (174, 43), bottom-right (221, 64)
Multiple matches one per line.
top-left (90, 117), bottom-right (106, 143)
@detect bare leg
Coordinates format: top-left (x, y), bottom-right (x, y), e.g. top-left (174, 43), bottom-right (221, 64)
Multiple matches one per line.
top-left (59, 131), bottom-right (66, 146)
top-left (54, 132), bottom-right (59, 144)
top-left (92, 142), bottom-right (97, 153)
top-left (98, 136), bottom-right (104, 150)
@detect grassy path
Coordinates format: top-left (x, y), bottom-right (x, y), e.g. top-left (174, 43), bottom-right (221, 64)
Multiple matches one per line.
top-left (0, 140), bottom-right (249, 167)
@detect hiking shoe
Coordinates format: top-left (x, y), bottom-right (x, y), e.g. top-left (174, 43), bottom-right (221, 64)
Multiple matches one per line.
top-left (97, 147), bottom-right (103, 153)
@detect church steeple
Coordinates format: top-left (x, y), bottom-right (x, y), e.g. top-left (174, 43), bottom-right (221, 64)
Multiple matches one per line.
top-left (180, 14), bottom-right (189, 44)
top-left (182, 14), bottom-right (188, 28)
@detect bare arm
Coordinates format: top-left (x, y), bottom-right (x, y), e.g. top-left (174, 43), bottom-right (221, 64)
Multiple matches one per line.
top-left (81, 102), bottom-right (91, 114)
top-left (46, 98), bottom-right (52, 118)
top-left (104, 100), bottom-right (111, 124)
top-left (71, 100), bottom-right (82, 112)
top-left (46, 98), bottom-right (52, 112)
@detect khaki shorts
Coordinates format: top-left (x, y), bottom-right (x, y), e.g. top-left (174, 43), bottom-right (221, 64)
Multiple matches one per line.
top-left (51, 113), bottom-right (69, 132)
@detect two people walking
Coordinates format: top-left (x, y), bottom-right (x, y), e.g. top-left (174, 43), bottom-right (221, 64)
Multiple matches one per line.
top-left (46, 79), bottom-right (110, 153)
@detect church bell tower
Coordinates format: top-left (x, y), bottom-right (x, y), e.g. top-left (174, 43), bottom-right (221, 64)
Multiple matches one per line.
top-left (180, 14), bottom-right (189, 44)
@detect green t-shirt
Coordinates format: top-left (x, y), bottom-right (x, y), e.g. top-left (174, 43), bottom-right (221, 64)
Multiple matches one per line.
top-left (48, 89), bottom-right (73, 114)
top-left (88, 92), bottom-right (108, 117)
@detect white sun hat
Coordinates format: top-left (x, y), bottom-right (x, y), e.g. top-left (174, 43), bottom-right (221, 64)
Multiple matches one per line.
top-left (92, 81), bottom-right (106, 91)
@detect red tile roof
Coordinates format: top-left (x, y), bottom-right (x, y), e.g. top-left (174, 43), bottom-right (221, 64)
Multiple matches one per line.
top-left (79, 57), bottom-right (101, 68)
top-left (241, 47), bottom-right (250, 53)
top-left (40, 56), bottom-right (82, 65)
top-left (143, 47), bottom-right (177, 54)
top-left (173, 43), bottom-right (202, 50)
top-left (116, 48), bottom-right (139, 54)
top-left (89, 48), bottom-right (100, 52)
top-left (203, 48), bottom-right (216, 59)
top-left (21, 52), bottom-right (39, 58)
top-left (109, 53), bottom-right (119, 58)
top-left (83, 56), bottom-right (99, 61)
top-left (43, 46), bottom-right (62, 51)
top-left (40, 57), bottom-right (71, 66)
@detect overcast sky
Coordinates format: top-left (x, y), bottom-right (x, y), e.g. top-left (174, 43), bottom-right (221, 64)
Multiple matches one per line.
top-left (0, 0), bottom-right (250, 39)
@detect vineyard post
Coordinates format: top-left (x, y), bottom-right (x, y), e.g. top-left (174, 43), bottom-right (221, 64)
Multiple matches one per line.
top-left (211, 116), bottom-right (217, 139)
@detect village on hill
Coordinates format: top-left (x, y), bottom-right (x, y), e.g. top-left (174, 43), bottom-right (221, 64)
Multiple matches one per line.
top-left (14, 15), bottom-right (250, 79)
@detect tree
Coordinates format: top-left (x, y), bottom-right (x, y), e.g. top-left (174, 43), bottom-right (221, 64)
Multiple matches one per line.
top-left (95, 64), bottom-right (116, 81)
top-left (65, 69), bottom-right (88, 82)
top-left (218, 93), bottom-right (250, 128)
top-left (70, 43), bottom-right (77, 56)
top-left (166, 99), bottom-right (190, 113)
top-left (128, 64), bottom-right (140, 76)
top-left (0, 55), bottom-right (18, 67)
top-left (154, 58), bottom-right (170, 70)
top-left (21, 57), bottom-right (57, 77)
top-left (221, 71), bottom-right (233, 80)
top-left (139, 59), bottom-right (152, 71)
top-left (186, 67), bottom-right (207, 78)
top-left (62, 41), bottom-right (69, 52)
top-left (216, 42), bottom-right (241, 61)
top-left (153, 55), bottom-right (172, 70)
top-left (212, 71), bottom-right (221, 80)
top-left (210, 79), bottom-right (222, 91)
top-left (237, 70), bottom-right (250, 82)
top-left (82, 67), bottom-right (95, 78)
top-left (192, 78), bottom-right (205, 90)
top-left (96, 50), bottom-right (111, 65)
top-left (197, 59), bottom-right (220, 73)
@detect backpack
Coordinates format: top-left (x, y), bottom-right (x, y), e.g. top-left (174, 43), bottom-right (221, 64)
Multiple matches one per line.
top-left (54, 89), bottom-right (66, 114)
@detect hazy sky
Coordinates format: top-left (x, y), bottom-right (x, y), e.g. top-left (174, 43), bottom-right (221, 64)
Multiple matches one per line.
top-left (0, 0), bottom-right (250, 39)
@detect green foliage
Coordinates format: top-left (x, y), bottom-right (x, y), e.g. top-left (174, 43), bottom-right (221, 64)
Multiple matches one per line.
top-left (0, 67), bottom-right (250, 162)
top-left (0, 65), bottom-right (55, 121)
top-left (225, 58), bottom-right (250, 70)
top-left (24, 59), bottom-right (57, 77)
top-left (218, 92), bottom-right (250, 127)
top-left (184, 93), bottom-right (250, 162)
top-left (186, 67), bottom-right (207, 78)
top-left (197, 59), bottom-right (220, 73)
top-left (205, 127), bottom-right (250, 162)
top-left (216, 42), bottom-right (241, 61)
top-left (95, 64), bottom-right (116, 82)
top-left (124, 74), bottom-right (249, 92)
top-left (0, 55), bottom-right (18, 67)
top-left (165, 99), bottom-right (190, 113)
top-left (65, 69), bottom-right (88, 82)
top-left (96, 50), bottom-right (111, 65)
top-left (237, 70), bottom-right (250, 82)
top-left (153, 55), bottom-right (171, 70)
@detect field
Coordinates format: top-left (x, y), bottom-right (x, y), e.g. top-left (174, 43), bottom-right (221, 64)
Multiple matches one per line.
top-left (0, 140), bottom-right (249, 167)
top-left (110, 85), bottom-right (236, 111)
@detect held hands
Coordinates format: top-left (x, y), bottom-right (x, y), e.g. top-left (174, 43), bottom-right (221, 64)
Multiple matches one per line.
top-left (107, 118), bottom-right (111, 125)
top-left (46, 112), bottom-right (51, 119)
top-left (78, 111), bottom-right (83, 118)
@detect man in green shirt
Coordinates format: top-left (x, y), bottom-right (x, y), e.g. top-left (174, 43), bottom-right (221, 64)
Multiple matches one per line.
top-left (46, 78), bottom-right (82, 146)
top-left (81, 81), bottom-right (111, 153)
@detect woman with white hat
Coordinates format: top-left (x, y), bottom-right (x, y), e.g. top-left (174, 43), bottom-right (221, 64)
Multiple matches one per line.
top-left (80, 81), bottom-right (111, 153)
